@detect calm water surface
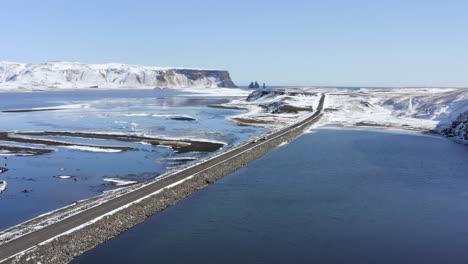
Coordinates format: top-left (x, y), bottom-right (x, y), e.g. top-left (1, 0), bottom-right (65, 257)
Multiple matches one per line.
top-left (75, 129), bottom-right (468, 264)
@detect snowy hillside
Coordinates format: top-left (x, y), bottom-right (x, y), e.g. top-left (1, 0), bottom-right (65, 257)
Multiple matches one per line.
top-left (0, 61), bottom-right (237, 91)
top-left (222, 87), bottom-right (468, 143)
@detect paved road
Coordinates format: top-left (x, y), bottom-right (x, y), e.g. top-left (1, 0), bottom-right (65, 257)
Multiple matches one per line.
top-left (0, 94), bottom-right (325, 263)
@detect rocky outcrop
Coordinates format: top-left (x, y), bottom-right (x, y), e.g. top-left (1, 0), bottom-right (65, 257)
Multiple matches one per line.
top-left (441, 111), bottom-right (468, 143)
top-left (173, 69), bottom-right (237, 88)
top-left (246, 89), bottom-right (315, 114)
top-left (0, 61), bottom-right (237, 90)
top-left (246, 90), bottom-right (286, 102)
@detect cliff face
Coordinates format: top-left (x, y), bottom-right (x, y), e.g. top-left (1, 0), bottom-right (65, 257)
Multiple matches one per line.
top-left (0, 62), bottom-right (237, 90)
top-left (441, 111), bottom-right (468, 143)
top-left (172, 69), bottom-right (237, 88)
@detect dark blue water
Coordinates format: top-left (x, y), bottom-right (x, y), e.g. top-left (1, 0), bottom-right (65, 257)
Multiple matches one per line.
top-left (74, 129), bottom-right (468, 264)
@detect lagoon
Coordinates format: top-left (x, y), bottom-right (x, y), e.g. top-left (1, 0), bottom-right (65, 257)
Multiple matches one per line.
top-left (75, 129), bottom-right (468, 264)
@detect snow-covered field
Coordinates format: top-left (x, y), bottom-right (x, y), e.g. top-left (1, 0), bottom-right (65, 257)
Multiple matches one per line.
top-left (224, 87), bottom-right (468, 139)
top-left (220, 89), bottom-right (323, 127)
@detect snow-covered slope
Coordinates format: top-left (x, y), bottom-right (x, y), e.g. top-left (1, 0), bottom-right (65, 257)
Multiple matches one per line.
top-left (0, 61), bottom-right (237, 91)
top-left (223, 87), bottom-right (468, 143)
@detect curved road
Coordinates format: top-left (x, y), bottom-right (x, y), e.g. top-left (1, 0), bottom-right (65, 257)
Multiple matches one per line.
top-left (0, 94), bottom-right (325, 263)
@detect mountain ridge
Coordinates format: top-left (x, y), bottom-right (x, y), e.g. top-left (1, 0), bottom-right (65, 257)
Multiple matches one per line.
top-left (0, 61), bottom-right (237, 90)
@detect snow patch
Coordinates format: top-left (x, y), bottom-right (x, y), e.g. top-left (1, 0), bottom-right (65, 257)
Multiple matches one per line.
top-left (55, 176), bottom-right (72, 179)
top-left (0, 181), bottom-right (6, 193)
top-left (122, 113), bottom-right (150, 117)
top-left (103, 178), bottom-right (137, 186)
top-left (62, 146), bottom-right (123, 153)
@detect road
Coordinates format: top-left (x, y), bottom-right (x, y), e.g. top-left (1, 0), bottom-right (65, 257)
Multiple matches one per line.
top-left (0, 94), bottom-right (325, 263)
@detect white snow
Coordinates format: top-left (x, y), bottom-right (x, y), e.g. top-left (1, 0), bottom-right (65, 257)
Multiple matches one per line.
top-left (178, 86), bottom-right (249, 97)
top-left (0, 153), bottom-right (34, 156)
top-left (103, 178), bottom-right (137, 186)
top-left (150, 135), bottom-right (227, 147)
top-left (151, 114), bottom-right (197, 120)
top-left (4, 134), bottom-right (126, 153)
top-left (62, 145), bottom-right (123, 153)
top-left (56, 176), bottom-right (72, 179)
top-left (224, 89), bottom-right (323, 128)
top-left (123, 113), bottom-right (151, 117)
top-left (114, 121), bottom-right (128, 124)
top-left (224, 87), bottom-right (468, 133)
top-left (123, 113), bottom-right (198, 120)
top-left (0, 181), bottom-right (6, 193)
top-left (2, 103), bottom-right (89, 112)
top-left (319, 87), bottom-right (468, 131)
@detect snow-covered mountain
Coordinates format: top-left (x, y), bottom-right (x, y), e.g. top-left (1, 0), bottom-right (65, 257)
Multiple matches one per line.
top-left (0, 61), bottom-right (237, 90)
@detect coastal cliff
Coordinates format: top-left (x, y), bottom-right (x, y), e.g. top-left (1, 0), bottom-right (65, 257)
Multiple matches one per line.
top-left (0, 61), bottom-right (237, 90)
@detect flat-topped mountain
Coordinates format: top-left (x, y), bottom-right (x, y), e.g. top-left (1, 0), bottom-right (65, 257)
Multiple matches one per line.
top-left (0, 61), bottom-right (237, 90)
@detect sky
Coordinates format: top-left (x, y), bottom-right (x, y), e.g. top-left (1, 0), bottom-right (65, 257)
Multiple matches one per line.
top-left (1, 0), bottom-right (468, 87)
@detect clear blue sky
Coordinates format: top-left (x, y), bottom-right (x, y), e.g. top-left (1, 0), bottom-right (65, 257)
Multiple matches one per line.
top-left (2, 0), bottom-right (468, 87)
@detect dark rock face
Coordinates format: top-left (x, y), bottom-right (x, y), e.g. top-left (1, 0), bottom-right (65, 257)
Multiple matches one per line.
top-left (441, 111), bottom-right (468, 142)
top-left (173, 69), bottom-right (237, 88)
top-left (169, 116), bottom-right (197, 121)
top-left (248, 81), bottom-right (261, 89)
top-left (259, 102), bottom-right (282, 113)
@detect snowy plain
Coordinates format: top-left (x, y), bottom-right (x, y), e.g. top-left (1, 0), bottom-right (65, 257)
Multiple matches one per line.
top-left (223, 87), bottom-right (468, 135)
